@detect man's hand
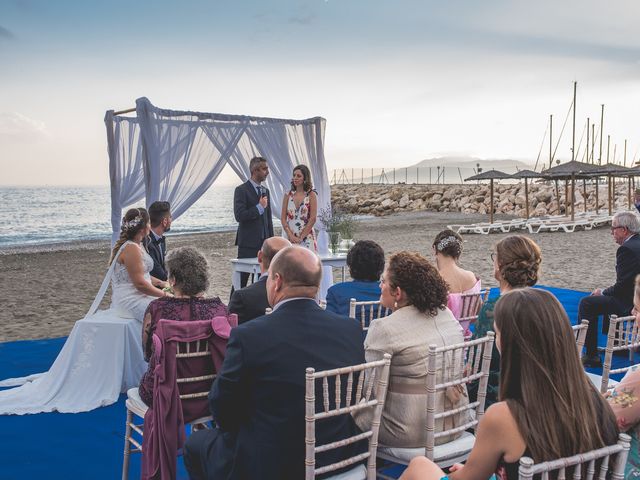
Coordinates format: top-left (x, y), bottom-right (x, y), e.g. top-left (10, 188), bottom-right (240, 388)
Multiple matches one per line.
top-left (591, 288), bottom-right (603, 296)
top-left (259, 195), bottom-right (268, 209)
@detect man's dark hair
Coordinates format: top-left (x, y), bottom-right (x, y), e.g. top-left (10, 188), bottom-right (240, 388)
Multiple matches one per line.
top-left (347, 240), bottom-right (385, 281)
top-left (148, 201), bottom-right (171, 227)
top-left (249, 156), bottom-right (268, 173)
top-left (270, 246), bottom-right (322, 288)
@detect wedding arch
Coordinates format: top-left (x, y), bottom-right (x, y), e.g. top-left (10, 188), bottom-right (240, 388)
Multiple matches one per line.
top-left (104, 97), bottom-right (333, 291)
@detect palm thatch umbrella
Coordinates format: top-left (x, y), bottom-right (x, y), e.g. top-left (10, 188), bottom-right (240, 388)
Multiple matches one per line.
top-left (464, 169), bottom-right (512, 224)
top-left (541, 161), bottom-right (601, 220)
top-left (588, 163), bottom-right (635, 214)
top-left (509, 169), bottom-right (546, 219)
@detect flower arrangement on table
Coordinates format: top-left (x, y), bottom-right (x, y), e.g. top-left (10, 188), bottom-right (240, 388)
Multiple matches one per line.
top-left (318, 205), bottom-right (358, 254)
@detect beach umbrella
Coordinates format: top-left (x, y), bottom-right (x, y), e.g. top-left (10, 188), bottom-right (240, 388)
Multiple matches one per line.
top-left (464, 169), bottom-right (512, 224)
top-left (510, 169), bottom-right (546, 219)
top-left (542, 161), bottom-right (601, 220)
top-left (588, 164), bottom-right (635, 215)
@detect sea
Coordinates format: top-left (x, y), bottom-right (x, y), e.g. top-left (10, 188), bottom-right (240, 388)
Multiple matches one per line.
top-left (0, 185), bottom-right (256, 249)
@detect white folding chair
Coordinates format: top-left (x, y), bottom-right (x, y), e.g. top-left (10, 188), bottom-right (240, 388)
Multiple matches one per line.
top-left (518, 433), bottom-right (631, 480)
top-left (304, 354), bottom-right (392, 480)
top-left (457, 290), bottom-right (489, 340)
top-left (121, 337), bottom-right (216, 480)
top-left (598, 314), bottom-right (640, 393)
top-left (572, 319), bottom-right (589, 356)
top-left (376, 332), bottom-right (495, 475)
top-left (348, 299), bottom-right (391, 331)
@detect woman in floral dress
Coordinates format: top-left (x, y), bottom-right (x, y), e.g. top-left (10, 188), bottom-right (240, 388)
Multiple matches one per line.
top-left (280, 164), bottom-right (318, 252)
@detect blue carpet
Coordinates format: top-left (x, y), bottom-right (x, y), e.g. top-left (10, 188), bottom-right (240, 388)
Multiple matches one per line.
top-left (0, 286), bottom-right (631, 479)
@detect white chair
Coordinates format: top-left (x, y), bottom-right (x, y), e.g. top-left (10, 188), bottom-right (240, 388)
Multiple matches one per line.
top-left (304, 354), bottom-right (392, 480)
top-left (121, 336), bottom-right (216, 480)
top-left (457, 290), bottom-right (489, 340)
top-left (376, 332), bottom-right (495, 475)
top-left (518, 432), bottom-right (631, 480)
top-left (348, 299), bottom-right (391, 330)
top-left (598, 314), bottom-right (640, 393)
top-left (572, 319), bottom-right (589, 356)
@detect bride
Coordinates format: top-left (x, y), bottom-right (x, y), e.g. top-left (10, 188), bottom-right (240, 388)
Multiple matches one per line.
top-left (0, 207), bottom-right (170, 415)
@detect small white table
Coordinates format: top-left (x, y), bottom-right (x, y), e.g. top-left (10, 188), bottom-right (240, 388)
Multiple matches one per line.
top-left (231, 253), bottom-right (348, 292)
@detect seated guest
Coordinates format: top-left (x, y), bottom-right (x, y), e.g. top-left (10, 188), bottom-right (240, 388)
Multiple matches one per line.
top-left (580, 211), bottom-right (640, 368)
top-left (433, 229), bottom-right (481, 335)
top-left (228, 236), bottom-right (291, 324)
top-left (138, 247), bottom-right (227, 407)
top-left (143, 200), bottom-right (172, 282)
top-left (400, 288), bottom-right (619, 480)
top-left (606, 274), bottom-right (640, 479)
top-left (469, 235), bottom-right (541, 408)
top-left (355, 251), bottom-right (469, 447)
top-left (184, 246), bottom-right (366, 480)
top-left (326, 240), bottom-right (385, 324)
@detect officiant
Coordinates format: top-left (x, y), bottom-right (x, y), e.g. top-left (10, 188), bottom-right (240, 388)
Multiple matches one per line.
top-left (144, 201), bottom-right (172, 281)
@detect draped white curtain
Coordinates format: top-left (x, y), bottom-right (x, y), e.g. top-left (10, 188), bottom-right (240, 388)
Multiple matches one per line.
top-left (105, 98), bottom-right (333, 296)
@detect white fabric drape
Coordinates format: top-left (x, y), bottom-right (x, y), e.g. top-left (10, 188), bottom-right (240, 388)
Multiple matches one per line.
top-left (107, 98), bottom-right (334, 297)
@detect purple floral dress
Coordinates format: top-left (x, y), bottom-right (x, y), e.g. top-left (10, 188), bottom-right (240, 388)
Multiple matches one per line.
top-left (138, 296), bottom-right (227, 407)
top-left (286, 190), bottom-right (317, 251)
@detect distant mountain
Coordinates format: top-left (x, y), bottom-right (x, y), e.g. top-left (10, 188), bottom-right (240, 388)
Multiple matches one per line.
top-left (410, 156), bottom-right (534, 171)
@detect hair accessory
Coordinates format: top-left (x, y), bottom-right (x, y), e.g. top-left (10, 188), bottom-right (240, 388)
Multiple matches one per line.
top-left (122, 215), bottom-right (144, 232)
top-left (437, 235), bottom-right (461, 252)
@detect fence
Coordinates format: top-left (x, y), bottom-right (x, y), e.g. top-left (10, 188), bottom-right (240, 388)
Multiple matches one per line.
top-left (330, 166), bottom-right (522, 185)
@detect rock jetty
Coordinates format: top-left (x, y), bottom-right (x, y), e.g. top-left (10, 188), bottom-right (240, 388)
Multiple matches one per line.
top-left (331, 183), bottom-right (633, 217)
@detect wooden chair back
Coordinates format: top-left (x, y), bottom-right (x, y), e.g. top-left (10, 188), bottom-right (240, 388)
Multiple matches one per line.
top-left (601, 314), bottom-right (640, 393)
top-left (425, 332), bottom-right (495, 460)
top-left (304, 354), bottom-right (392, 480)
top-left (348, 299), bottom-right (391, 330)
top-left (572, 319), bottom-right (589, 357)
top-left (518, 433), bottom-right (631, 480)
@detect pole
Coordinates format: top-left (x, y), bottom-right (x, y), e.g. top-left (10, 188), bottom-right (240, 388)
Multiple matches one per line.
top-left (524, 178), bottom-right (529, 219)
top-left (571, 174), bottom-right (575, 221)
top-left (608, 174), bottom-right (612, 215)
top-left (583, 178), bottom-right (587, 213)
top-left (586, 118), bottom-right (589, 163)
top-left (565, 180), bottom-right (569, 216)
top-left (571, 81), bottom-right (577, 162)
top-left (599, 104), bottom-right (604, 165)
top-left (591, 124), bottom-right (595, 163)
top-left (595, 176), bottom-right (600, 214)
top-left (607, 135), bottom-right (610, 163)
top-left (361, 168), bottom-right (364, 184)
top-left (624, 139), bottom-right (628, 167)
top-left (549, 114), bottom-right (553, 169)
top-left (490, 179), bottom-right (494, 224)
top-left (351, 168), bottom-right (354, 184)
top-left (629, 176), bottom-right (632, 210)
top-left (554, 179), bottom-right (560, 214)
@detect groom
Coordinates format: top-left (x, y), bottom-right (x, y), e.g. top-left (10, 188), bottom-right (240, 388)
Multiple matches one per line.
top-left (234, 157), bottom-right (274, 288)
top-left (144, 201), bottom-right (172, 281)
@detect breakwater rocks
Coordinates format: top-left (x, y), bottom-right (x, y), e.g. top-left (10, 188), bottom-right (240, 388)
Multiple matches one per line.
top-left (331, 183), bottom-right (633, 217)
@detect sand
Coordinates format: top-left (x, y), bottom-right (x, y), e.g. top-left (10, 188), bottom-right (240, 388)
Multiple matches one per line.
top-left (0, 211), bottom-right (616, 343)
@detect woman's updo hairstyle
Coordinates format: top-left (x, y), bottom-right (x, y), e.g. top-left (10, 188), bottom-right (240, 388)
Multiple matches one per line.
top-left (432, 229), bottom-right (463, 259)
top-left (386, 251), bottom-right (448, 316)
top-left (495, 235), bottom-right (541, 288)
top-left (109, 207), bottom-right (149, 264)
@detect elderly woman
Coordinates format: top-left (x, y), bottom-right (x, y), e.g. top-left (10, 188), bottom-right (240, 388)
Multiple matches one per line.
top-left (606, 274), bottom-right (640, 479)
top-left (433, 229), bottom-right (481, 335)
top-left (468, 235), bottom-right (541, 407)
top-left (325, 240), bottom-right (385, 321)
top-left (138, 247), bottom-right (227, 407)
top-left (355, 251), bottom-right (468, 448)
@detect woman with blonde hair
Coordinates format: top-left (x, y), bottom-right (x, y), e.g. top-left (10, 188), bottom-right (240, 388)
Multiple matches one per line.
top-left (401, 288), bottom-right (618, 480)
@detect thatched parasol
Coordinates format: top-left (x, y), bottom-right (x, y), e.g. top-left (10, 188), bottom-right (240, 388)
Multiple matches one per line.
top-left (464, 169), bottom-right (512, 224)
top-left (541, 161), bottom-right (601, 220)
top-left (587, 163), bottom-right (635, 214)
top-left (510, 169), bottom-right (546, 219)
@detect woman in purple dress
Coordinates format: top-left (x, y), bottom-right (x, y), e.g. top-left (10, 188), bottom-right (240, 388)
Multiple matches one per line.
top-left (138, 246), bottom-right (227, 406)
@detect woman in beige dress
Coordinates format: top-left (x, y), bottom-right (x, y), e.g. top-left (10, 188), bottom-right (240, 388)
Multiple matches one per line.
top-left (355, 251), bottom-right (469, 448)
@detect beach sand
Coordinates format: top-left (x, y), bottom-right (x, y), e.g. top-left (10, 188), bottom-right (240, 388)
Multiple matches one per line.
top-left (0, 211), bottom-right (616, 342)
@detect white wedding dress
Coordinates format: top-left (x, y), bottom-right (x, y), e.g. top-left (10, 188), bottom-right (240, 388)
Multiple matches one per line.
top-left (0, 241), bottom-right (155, 415)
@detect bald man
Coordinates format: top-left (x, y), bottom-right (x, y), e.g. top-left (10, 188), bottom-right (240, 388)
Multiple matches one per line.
top-left (185, 246), bottom-right (366, 480)
top-left (228, 236), bottom-right (291, 324)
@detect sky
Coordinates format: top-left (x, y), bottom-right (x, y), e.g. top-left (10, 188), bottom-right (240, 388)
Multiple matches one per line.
top-left (1, 0), bottom-right (640, 185)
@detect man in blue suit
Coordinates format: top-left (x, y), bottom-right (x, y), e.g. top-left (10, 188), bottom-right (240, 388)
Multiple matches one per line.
top-left (233, 157), bottom-right (274, 288)
top-left (184, 246), bottom-right (366, 480)
top-left (580, 211), bottom-right (640, 367)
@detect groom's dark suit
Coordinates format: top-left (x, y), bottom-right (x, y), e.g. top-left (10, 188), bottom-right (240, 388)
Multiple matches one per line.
top-left (233, 180), bottom-right (274, 287)
top-left (184, 299), bottom-right (366, 480)
top-left (143, 233), bottom-right (167, 281)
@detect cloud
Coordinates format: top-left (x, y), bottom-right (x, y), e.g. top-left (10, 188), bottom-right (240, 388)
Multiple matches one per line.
top-left (0, 25), bottom-right (14, 40)
top-left (0, 112), bottom-right (51, 140)
top-left (287, 13), bottom-right (316, 25)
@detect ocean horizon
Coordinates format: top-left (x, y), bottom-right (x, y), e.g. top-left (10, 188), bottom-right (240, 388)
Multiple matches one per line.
top-left (0, 184), bottom-right (255, 249)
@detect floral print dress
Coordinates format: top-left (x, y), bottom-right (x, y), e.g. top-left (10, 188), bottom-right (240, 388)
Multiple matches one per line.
top-left (286, 190), bottom-right (317, 252)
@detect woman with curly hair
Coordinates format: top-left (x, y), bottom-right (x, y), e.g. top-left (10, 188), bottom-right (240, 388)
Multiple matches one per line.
top-left (281, 164), bottom-right (318, 251)
top-left (468, 235), bottom-right (541, 408)
top-left (354, 251), bottom-right (469, 448)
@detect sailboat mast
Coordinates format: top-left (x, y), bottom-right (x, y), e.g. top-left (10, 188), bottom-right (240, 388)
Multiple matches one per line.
top-left (572, 81), bottom-right (577, 162)
top-left (599, 104), bottom-right (604, 165)
top-left (549, 114), bottom-right (553, 169)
